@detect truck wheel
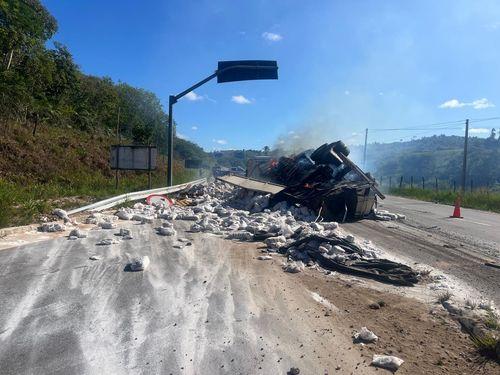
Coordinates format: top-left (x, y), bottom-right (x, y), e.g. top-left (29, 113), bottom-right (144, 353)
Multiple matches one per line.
top-left (330, 141), bottom-right (350, 157)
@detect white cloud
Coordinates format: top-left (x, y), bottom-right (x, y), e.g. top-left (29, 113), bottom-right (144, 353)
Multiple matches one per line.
top-left (231, 95), bottom-right (252, 104)
top-left (288, 130), bottom-right (295, 135)
top-left (292, 135), bottom-right (300, 139)
top-left (469, 128), bottom-right (490, 134)
top-left (344, 90), bottom-right (350, 95)
top-left (177, 133), bottom-right (188, 140)
top-left (439, 99), bottom-right (465, 109)
top-left (471, 98), bottom-right (495, 109)
top-left (184, 91), bottom-right (203, 101)
top-left (262, 32), bottom-right (283, 42)
top-left (439, 98), bottom-right (495, 109)
top-left (191, 126), bottom-right (198, 130)
top-left (212, 139), bottom-right (227, 145)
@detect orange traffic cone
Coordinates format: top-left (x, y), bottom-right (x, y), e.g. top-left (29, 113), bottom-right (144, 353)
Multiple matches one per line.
top-left (450, 196), bottom-right (463, 218)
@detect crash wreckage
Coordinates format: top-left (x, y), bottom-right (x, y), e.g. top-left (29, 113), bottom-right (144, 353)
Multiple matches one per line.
top-left (79, 180), bottom-right (417, 286)
top-left (218, 141), bottom-right (388, 222)
top-left (50, 142), bottom-right (418, 286)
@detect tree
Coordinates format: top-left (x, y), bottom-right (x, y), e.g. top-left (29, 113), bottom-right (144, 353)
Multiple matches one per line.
top-left (263, 145), bottom-right (270, 155)
top-left (489, 128), bottom-right (496, 140)
top-left (0, 0), bottom-right (57, 70)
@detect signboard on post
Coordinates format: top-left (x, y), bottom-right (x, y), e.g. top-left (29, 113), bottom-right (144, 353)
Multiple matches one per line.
top-left (217, 60), bottom-right (278, 83)
top-left (185, 159), bottom-right (203, 169)
top-left (110, 145), bottom-right (157, 171)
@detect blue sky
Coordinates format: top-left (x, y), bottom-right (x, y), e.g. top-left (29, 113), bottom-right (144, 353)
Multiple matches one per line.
top-left (43, 0), bottom-right (500, 151)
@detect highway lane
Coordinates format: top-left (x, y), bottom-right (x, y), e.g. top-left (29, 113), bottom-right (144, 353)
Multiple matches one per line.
top-left (343, 195), bottom-right (500, 306)
top-left (0, 221), bottom-right (374, 375)
top-left (379, 195), bottom-right (500, 252)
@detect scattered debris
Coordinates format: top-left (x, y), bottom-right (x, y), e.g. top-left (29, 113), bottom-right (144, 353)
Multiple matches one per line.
top-left (80, 180), bottom-right (417, 286)
top-left (369, 302), bottom-right (381, 310)
top-left (371, 354), bottom-right (404, 371)
top-left (39, 222), bottom-right (65, 232)
top-left (128, 256), bottom-right (150, 271)
top-left (287, 368), bottom-right (300, 375)
top-left (283, 261), bottom-right (304, 273)
top-left (53, 208), bottom-right (71, 223)
top-left (69, 228), bottom-right (87, 239)
top-left (99, 221), bottom-right (116, 230)
top-left (157, 226), bottom-right (176, 236)
top-left (353, 327), bottom-right (378, 343)
top-left (257, 255), bottom-right (273, 260)
top-left (89, 255), bottom-right (100, 260)
top-left (96, 238), bottom-right (119, 246)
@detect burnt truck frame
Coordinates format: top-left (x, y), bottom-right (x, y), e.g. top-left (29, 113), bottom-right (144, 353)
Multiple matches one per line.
top-left (243, 142), bottom-right (385, 221)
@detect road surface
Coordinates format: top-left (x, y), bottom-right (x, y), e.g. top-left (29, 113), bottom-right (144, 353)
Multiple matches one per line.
top-left (0, 221), bottom-right (375, 375)
top-left (343, 195), bottom-right (500, 306)
top-left (380, 195), bottom-right (500, 250)
top-left (0, 218), bottom-right (496, 374)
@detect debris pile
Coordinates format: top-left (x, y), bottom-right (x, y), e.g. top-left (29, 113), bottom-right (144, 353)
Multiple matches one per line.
top-left (80, 180), bottom-right (418, 285)
top-left (128, 256), bottom-right (150, 271)
top-left (226, 140), bottom-right (393, 221)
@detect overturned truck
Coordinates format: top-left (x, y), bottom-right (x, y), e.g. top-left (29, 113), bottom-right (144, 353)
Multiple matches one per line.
top-left (219, 141), bottom-right (385, 221)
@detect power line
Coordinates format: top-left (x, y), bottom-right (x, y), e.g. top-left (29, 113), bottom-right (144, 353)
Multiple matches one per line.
top-left (469, 116), bottom-right (500, 123)
top-left (370, 120), bottom-right (464, 132)
top-left (371, 126), bottom-right (463, 132)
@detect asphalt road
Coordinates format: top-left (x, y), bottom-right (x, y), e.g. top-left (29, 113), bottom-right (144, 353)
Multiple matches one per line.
top-left (379, 195), bottom-right (500, 250)
top-left (0, 221), bottom-right (374, 375)
top-left (343, 195), bottom-right (500, 306)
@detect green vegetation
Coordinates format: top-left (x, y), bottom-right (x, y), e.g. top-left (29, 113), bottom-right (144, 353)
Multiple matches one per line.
top-left (0, 1), bottom-right (209, 228)
top-left (485, 311), bottom-right (500, 331)
top-left (351, 133), bottom-right (500, 189)
top-left (471, 334), bottom-right (499, 362)
top-left (388, 187), bottom-right (500, 213)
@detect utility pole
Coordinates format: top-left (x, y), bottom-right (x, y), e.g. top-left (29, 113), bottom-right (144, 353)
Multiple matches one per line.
top-left (363, 128), bottom-right (368, 168)
top-left (115, 107), bottom-right (121, 189)
top-left (167, 96), bottom-right (175, 186)
top-left (461, 119), bottom-right (469, 193)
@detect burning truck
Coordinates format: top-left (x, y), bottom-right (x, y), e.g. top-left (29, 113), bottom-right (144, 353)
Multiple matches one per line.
top-left (218, 141), bottom-right (385, 221)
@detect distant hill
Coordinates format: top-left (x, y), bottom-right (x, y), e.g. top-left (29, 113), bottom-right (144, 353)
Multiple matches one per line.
top-left (350, 134), bottom-right (500, 188)
top-left (209, 149), bottom-right (267, 168)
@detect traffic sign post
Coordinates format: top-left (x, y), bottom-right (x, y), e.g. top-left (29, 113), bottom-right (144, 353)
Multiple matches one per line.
top-left (167, 60), bottom-right (278, 186)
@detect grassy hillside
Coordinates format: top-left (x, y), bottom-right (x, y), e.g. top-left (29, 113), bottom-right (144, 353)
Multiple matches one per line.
top-left (0, 124), bottom-right (200, 228)
top-left (0, 1), bottom-right (213, 228)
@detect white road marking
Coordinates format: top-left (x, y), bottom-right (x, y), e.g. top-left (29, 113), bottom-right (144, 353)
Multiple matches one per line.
top-left (461, 219), bottom-right (491, 227)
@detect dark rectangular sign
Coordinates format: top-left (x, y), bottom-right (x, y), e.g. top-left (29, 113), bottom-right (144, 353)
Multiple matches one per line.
top-left (185, 159), bottom-right (203, 169)
top-left (110, 145), bottom-right (157, 171)
top-left (217, 60), bottom-right (278, 83)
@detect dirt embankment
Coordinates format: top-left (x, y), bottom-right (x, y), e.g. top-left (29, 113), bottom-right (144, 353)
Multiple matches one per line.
top-left (291, 267), bottom-right (498, 374)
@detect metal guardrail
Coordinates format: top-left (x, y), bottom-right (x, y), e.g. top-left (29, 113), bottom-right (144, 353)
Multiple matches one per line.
top-left (67, 178), bottom-right (207, 215)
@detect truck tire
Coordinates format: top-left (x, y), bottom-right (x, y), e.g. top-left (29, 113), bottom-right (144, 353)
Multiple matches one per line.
top-left (330, 141), bottom-right (350, 157)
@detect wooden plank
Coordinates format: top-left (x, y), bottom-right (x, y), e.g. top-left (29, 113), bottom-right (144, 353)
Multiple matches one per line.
top-left (217, 175), bottom-right (285, 195)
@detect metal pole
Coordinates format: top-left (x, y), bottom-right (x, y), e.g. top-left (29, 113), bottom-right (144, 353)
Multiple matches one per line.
top-left (148, 146), bottom-right (152, 189)
top-left (461, 119), bottom-right (469, 192)
top-left (167, 95), bottom-right (175, 186)
top-left (422, 177), bottom-right (425, 189)
top-left (115, 107), bottom-right (121, 189)
top-left (363, 128), bottom-right (368, 168)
